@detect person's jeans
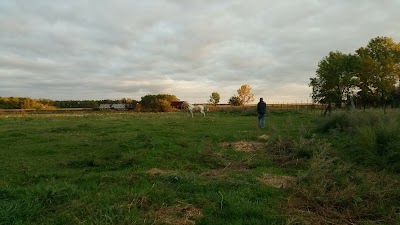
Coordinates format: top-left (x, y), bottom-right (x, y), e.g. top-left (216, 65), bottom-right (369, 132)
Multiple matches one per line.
top-left (258, 113), bottom-right (266, 128)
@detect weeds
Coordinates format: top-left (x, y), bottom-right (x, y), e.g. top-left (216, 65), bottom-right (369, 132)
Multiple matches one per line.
top-left (280, 141), bottom-right (400, 224)
top-left (316, 110), bottom-right (400, 173)
top-left (356, 126), bottom-right (377, 154)
top-left (277, 109), bottom-right (400, 224)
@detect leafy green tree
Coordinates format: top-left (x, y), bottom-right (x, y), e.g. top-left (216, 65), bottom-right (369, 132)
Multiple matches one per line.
top-left (310, 51), bottom-right (358, 114)
top-left (21, 98), bottom-right (34, 109)
top-left (7, 97), bottom-right (20, 109)
top-left (140, 95), bottom-right (159, 111)
top-left (237, 85), bottom-right (254, 105)
top-left (158, 99), bottom-right (173, 112)
top-left (38, 98), bottom-right (54, 106)
top-left (228, 95), bottom-right (242, 106)
top-left (0, 96), bottom-right (4, 108)
top-left (140, 94), bottom-right (179, 112)
top-left (158, 94), bottom-right (179, 103)
top-left (208, 92), bottom-right (220, 106)
top-left (0, 97), bottom-right (46, 109)
top-left (353, 55), bottom-right (378, 109)
top-left (356, 36), bottom-right (400, 111)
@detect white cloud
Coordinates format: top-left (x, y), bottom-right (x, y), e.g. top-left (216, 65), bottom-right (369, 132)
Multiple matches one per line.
top-left (0, 0), bottom-right (399, 103)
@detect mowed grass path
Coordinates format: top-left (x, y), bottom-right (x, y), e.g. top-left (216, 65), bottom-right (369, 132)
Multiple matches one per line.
top-left (0, 111), bottom-right (315, 224)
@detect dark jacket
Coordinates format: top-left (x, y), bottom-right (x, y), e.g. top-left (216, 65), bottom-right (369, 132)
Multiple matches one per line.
top-left (257, 101), bottom-right (267, 114)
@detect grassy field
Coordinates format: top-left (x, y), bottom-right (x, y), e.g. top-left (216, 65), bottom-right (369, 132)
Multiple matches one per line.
top-left (0, 109), bottom-right (399, 224)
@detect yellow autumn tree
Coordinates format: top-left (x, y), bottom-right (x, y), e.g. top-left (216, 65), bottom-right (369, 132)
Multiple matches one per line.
top-left (237, 84), bottom-right (254, 105)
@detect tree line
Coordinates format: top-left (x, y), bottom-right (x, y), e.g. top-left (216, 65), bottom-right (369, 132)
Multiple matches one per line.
top-left (0, 97), bottom-right (137, 110)
top-left (310, 36), bottom-right (400, 114)
top-left (0, 97), bottom-right (49, 110)
top-left (1, 84), bottom-right (255, 111)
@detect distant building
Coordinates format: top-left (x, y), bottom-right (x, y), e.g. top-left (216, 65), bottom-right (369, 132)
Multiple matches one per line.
top-left (112, 104), bottom-right (127, 110)
top-left (99, 103), bottom-right (130, 110)
top-left (99, 104), bottom-right (112, 110)
top-left (170, 101), bottom-right (185, 109)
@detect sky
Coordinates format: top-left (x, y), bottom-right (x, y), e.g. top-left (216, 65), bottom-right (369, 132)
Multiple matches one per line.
top-left (1, 0), bottom-right (400, 104)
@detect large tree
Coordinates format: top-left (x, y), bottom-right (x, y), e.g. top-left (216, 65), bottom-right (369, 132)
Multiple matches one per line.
top-left (310, 51), bottom-right (358, 114)
top-left (0, 96), bottom-right (45, 109)
top-left (237, 85), bottom-right (254, 105)
top-left (228, 95), bottom-right (242, 106)
top-left (208, 92), bottom-right (220, 106)
top-left (356, 36), bottom-right (400, 111)
top-left (353, 54), bottom-right (379, 109)
top-left (140, 94), bottom-right (179, 112)
top-left (310, 37), bottom-right (400, 111)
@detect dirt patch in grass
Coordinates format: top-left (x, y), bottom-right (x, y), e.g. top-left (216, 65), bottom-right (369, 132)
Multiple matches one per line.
top-left (200, 169), bottom-right (227, 178)
top-left (154, 204), bottom-right (202, 225)
top-left (257, 173), bottom-right (295, 188)
top-left (220, 140), bottom-right (306, 169)
top-left (146, 168), bottom-right (174, 176)
top-left (200, 166), bottom-right (249, 178)
top-left (220, 141), bottom-right (266, 152)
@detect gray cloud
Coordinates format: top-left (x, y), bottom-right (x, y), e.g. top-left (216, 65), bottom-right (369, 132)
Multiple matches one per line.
top-left (1, 0), bottom-right (400, 103)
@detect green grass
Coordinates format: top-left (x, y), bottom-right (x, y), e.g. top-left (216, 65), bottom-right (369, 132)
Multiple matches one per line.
top-left (0, 111), bottom-right (316, 225)
top-left (1, 109), bottom-right (399, 224)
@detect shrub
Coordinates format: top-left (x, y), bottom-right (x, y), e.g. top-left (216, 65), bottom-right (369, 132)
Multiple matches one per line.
top-left (355, 126), bottom-right (377, 153)
top-left (316, 110), bottom-right (400, 173)
top-left (316, 112), bottom-right (351, 132)
top-left (375, 124), bottom-right (397, 156)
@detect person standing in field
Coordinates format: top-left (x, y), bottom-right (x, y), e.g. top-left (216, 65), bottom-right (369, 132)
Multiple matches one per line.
top-left (257, 97), bottom-right (267, 128)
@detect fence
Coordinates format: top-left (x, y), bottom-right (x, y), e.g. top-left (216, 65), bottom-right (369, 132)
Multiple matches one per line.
top-left (211, 103), bottom-right (325, 111)
top-left (266, 103), bottom-right (324, 110)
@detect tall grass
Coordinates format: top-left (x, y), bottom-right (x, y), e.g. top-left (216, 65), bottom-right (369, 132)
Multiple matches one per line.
top-left (272, 132), bottom-right (400, 224)
top-left (315, 110), bottom-right (400, 172)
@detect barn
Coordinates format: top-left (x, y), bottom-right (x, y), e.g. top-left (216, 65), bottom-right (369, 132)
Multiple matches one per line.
top-left (170, 101), bottom-right (185, 109)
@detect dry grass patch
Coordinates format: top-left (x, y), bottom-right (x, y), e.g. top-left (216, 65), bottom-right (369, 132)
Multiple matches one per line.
top-left (153, 204), bottom-right (202, 225)
top-left (220, 141), bottom-right (266, 152)
top-left (200, 166), bottom-right (250, 178)
top-left (200, 157), bottom-right (252, 178)
top-left (258, 134), bottom-right (270, 140)
top-left (146, 168), bottom-right (174, 176)
top-left (272, 156), bottom-right (308, 168)
top-left (200, 169), bottom-right (227, 178)
top-left (257, 173), bottom-right (295, 188)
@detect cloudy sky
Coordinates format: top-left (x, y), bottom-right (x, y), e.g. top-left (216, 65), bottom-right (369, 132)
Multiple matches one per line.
top-left (1, 0), bottom-right (399, 104)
